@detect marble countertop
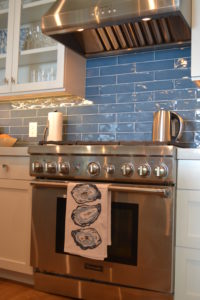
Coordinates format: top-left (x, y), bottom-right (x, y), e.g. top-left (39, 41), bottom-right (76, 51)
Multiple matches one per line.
top-left (177, 148), bottom-right (200, 160)
top-left (0, 147), bottom-right (29, 156)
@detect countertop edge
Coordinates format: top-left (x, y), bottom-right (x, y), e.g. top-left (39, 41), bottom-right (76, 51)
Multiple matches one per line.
top-left (177, 148), bottom-right (200, 160)
top-left (0, 147), bottom-right (29, 156)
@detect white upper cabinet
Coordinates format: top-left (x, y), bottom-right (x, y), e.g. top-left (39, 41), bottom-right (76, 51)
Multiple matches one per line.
top-left (0, 0), bottom-right (86, 97)
top-left (191, 0), bottom-right (200, 82)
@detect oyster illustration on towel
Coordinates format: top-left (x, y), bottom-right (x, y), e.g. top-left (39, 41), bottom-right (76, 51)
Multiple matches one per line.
top-left (71, 183), bottom-right (101, 204)
top-left (71, 228), bottom-right (102, 250)
top-left (71, 204), bottom-right (101, 227)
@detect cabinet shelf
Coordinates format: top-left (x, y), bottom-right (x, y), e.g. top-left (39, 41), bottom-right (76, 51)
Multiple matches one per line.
top-left (20, 45), bottom-right (57, 66)
top-left (21, 0), bottom-right (55, 25)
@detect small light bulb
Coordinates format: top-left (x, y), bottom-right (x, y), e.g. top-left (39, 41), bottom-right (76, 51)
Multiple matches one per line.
top-left (77, 28), bottom-right (84, 32)
top-left (142, 17), bottom-right (151, 21)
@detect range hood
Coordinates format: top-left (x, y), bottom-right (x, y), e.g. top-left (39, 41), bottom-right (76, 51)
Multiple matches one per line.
top-left (42, 0), bottom-right (191, 58)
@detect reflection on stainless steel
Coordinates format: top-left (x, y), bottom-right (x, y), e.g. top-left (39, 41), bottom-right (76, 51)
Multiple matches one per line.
top-left (41, 0), bottom-right (191, 57)
top-left (152, 110), bottom-right (184, 143)
top-left (29, 142), bottom-right (177, 300)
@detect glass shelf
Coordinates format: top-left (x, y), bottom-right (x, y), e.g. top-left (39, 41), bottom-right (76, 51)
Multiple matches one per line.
top-left (19, 46), bottom-right (57, 66)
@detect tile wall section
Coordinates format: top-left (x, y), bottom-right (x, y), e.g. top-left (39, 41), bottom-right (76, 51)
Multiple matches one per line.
top-left (0, 45), bottom-right (200, 146)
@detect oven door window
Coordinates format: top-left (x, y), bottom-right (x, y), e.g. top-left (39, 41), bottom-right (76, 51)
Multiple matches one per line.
top-left (56, 197), bottom-right (138, 266)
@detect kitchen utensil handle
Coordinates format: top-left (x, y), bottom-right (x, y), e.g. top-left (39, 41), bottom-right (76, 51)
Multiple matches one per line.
top-left (171, 111), bottom-right (184, 141)
top-left (31, 181), bottom-right (170, 197)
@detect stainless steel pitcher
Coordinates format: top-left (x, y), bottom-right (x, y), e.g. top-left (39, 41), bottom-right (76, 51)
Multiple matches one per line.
top-left (152, 110), bottom-right (184, 142)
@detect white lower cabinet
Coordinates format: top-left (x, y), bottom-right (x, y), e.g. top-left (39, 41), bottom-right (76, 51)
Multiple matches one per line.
top-left (0, 179), bottom-right (32, 275)
top-left (175, 158), bottom-right (200, 300)
top-left (175, 247), bottom-right (200, 300)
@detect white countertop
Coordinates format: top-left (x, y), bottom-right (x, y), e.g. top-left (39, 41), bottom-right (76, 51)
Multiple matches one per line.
top-left (177, 148), bottom-right (200, 160)
top-left (0, 147), bottom-right (29, 156)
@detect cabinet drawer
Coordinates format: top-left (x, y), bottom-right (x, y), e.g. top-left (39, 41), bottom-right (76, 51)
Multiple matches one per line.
top-left (177, 160), bottom-right (200, 190)
top-left (176, 190), bottom-right (200, 249)
top-left (0, 157), bottom-right (31, 180)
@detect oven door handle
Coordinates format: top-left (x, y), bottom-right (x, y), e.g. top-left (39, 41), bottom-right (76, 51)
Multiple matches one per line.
top-left (108, 185), bottom-right (170, 197)
top-left (31, 181), bottom-right (170, 197)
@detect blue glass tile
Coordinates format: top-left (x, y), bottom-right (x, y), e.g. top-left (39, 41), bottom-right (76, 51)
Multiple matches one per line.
top-left (176, 100), bottom-right (198, 110)
top-left (136, 60), bottom-right (174, 72)
top-left (135, 81), bottom-right (173, 92)
top-left (179, 111), bottom-right (195, 121)
top-left (87, 56), bottom-right (117, 68)
top-left (86, 76), bottom-right (116, 86)
top-left (155, 47), bottom-right (191, 60)
top-left (100, 83), bottom-right (134, 95)
top-left (154, 89), bottom-right (196, 101)
top-left (82, 113), bottom-right (116, 123)
top-left (118, 72), bottom-right (153, 84)
top-left (65, 115), bottom-right (82, 125)
top-left (100, 64), bottom-right (136, 76)
top-left (82, 133), bottom-right (116, 141)
top-left (67, 105), bottom-right (98, 115)
top-left (116, 132), bottom-right (152, 141)
top-left (86, 68), bottom-right (100, 77)
top-left (87, 95), bottom-right (116, 104)
top-left (99, 103), bottom-right (134, 113)
top-left (117, 112), bottom-right (153, 122)
top-left (135, 122), bottom-right (152, 132)
top-left (135, 101), bottom-right (176, 112)
top-left (174, 79), bottom-right (197, 89)
top-left (116, 92), bottom-right (154, 103)
top-left (185, 121), bottom-right (200, 132)
top-left (86, 86), bottom-right (100, 96)
top-left (63, 134), bottom-right (82, 141)
top-left (99, 123), bottom-right (134, 133)
top-left (66, 124), bottom-right (98, 134)
top-left (155, 69), bottom-right (190, 80)
top-left (118, 51), bottom-right (154, 64)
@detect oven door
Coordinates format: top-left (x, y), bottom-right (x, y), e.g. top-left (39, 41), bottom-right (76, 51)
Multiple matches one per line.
top-left (31, 180), bottom-right (175, 293)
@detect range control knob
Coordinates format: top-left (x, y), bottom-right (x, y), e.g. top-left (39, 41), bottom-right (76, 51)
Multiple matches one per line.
top-left (121, 163), bottom-right (134, 176)
top-left (46, 162), bottom-right (57, 173)
top-left (154, 164), bottom-right (168, 178)
top-left (88, 162), bottom-right (100, 176)
top-left (58, 162), bottom-right (70, 174)
top-left (32, 161), bottom-right (43, 173)
top-left (105, 164), bottom-right (115, 175)
top-left (137, 164), bottom-right (151, 177)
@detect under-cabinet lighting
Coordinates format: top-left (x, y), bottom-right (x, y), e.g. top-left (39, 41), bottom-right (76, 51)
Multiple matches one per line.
top-left (77, 28), bottom-right (84, 32)
top-left (142, 17), bottom-right (151, 21)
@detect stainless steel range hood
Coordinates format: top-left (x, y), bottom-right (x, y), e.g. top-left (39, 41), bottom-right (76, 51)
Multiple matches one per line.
top-left (42, 0), bottom-right (191, 57)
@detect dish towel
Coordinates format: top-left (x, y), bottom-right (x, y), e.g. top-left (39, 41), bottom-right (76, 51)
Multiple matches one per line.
top-left (64, 182), bottom-right (111, 260)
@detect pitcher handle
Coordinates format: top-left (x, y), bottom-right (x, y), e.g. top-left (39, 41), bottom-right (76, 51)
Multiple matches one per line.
top-left (171, 112), bottom-right (184, 141)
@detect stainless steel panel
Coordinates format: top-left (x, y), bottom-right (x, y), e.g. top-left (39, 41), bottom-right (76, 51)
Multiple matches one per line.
top-left (34, 272), bottom-right (174, 300)
top-left (41, 0), bottom-right (191, 57)
top-left (31, 184), bottom-right (175, 293)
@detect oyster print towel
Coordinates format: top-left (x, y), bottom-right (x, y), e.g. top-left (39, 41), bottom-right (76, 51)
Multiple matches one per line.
top-left (64, 182), bottom-right (111, 260)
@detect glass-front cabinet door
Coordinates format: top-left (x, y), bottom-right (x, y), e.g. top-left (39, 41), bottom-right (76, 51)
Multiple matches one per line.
top-left (11, 0), bottom-right (65, 93)
top-left (0, 0), bottom-right (13, 93)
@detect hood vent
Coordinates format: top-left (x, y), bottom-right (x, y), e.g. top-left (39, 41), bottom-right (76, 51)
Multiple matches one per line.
top-left (42, 0), bottom-right (191, 58)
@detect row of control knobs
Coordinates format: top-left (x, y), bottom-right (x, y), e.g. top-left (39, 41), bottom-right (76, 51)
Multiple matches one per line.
top-left (32, 161), bottom-right (168, 178)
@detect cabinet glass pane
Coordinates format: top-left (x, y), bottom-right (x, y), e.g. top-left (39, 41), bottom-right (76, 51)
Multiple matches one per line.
top-left (18, 0), bottom-right (57, 84)
top-left (0, 1), bottom-right (8, 86)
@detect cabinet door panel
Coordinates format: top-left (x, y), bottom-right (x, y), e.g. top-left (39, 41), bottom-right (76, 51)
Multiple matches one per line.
top-left (0, 0), bottom-right (13, 93)
top-left (176, 190), bottom-right (200, 249)
top-left (0, 179), bottom-right (32, 274)
top-left (175, 247), bottom-right (200, 300)
top-left (11, 0), bottom-right (65, 93)
top-left (177, 160), bottom-right (200, 190)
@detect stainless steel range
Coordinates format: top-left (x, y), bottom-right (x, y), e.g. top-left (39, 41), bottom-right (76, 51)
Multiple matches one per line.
top-left (28, 142), bottom-right (177, 300)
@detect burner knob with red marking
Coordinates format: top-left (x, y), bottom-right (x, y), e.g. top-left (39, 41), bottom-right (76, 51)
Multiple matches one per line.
top-left (137, 164), bottom-right (150, 177)
top-left (46, 162), bottom-right (57, 173)
top-left (88, 162), bottom-right (100, 176)
top-left (121, 163), bottom-right (134, 176)
top-left (105, 164), bottom-right (115, 175)
top-left (154, 164), bottom-right (168, 178)
top-left (32, 161), bottom-right (43, 173)
top-left (58, 162), bottom-right (70, 174)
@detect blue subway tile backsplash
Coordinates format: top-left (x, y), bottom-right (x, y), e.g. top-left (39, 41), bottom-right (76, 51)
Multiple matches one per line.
top-left (0, 45), bottom-right (200, 147)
